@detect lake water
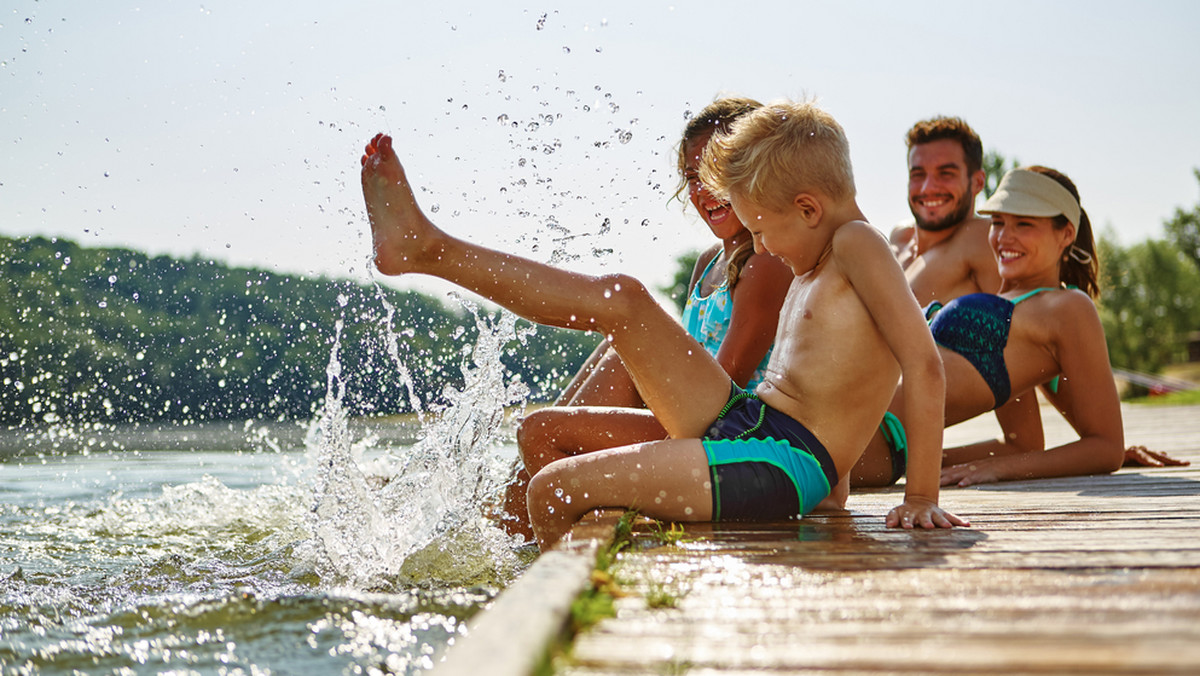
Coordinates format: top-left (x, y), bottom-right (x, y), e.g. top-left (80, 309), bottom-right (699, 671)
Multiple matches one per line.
top-left (0, 420), bottom-right (532, 675)
top-left (0, 312), bottom-right (539, 674)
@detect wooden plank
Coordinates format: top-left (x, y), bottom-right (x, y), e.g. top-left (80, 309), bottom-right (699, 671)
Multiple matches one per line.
top-left (558, 404), bottom-right (1200, 675)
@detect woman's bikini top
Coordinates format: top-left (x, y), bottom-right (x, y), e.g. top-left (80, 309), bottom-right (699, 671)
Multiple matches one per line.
top-left (924, 287), bottom-right (1056, 410)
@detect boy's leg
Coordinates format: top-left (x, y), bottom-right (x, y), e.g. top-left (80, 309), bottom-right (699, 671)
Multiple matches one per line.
top-left (525, 438), bottom-right (713, 549)
top-left (361, 134), bottom-right (733, 437)
top-left (516, 406), bottom-right (665, 475)
top-left (501, 406), bottom-right (667, 540)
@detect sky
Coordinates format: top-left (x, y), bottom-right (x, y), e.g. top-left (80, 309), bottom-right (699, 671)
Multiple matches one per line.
top-left (3, 0), bottom-right (1200, 299)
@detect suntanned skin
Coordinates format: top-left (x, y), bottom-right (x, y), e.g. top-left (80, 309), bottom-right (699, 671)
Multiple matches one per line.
top-left (858, 208), bottom-right (1126, 487)
top-left (499, 129), bottom-right (793, 540)
top-left (360, 132), bottom-right (966, 549)
top-left (892, 137), bottom-right (1000, 305)
top-left (852, 134), bottom-right (1022, 486)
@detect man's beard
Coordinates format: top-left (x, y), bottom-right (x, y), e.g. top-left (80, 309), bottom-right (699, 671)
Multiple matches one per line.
top-left (912, 192), bottom-right (974, 232)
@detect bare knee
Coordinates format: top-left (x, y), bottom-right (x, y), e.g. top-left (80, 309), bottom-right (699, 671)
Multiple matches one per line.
top-left (593, 273), bottom-right (657, 334)
top-left (526, 463), bottom-right (570, 523)
top-left (517, 408), bottom-right (566, 474)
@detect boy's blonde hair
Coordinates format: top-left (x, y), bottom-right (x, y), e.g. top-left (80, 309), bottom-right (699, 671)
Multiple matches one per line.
top-left (700, 99), bottom-right (855, 212)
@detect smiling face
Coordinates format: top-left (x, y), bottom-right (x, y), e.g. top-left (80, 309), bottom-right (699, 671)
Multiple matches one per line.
top-left (907, 138), bottom-right (983, 232)
top-left (987, 212), bottom-right (1075, 283)
top-left (684, 132), bottom-right (746, 242)
top-left (728, 192), bottom-right (807, 273)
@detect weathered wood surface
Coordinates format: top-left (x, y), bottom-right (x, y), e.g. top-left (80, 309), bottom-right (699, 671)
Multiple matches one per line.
top-left (562, 403), bottom-right (1200, 675)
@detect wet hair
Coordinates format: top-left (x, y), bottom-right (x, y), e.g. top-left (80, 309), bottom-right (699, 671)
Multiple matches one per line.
top-left (905, 116), bottom-right (984, 176)
top-left (700, 99), bottom-right (855, 213)
top-left (673, 96), bottom-right (762, 291)
top-left (1026, 165), bottom-right (1099, 298)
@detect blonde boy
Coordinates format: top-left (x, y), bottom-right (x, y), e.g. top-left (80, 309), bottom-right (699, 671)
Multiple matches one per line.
top-left (360, 100), bottom-right (967, 550)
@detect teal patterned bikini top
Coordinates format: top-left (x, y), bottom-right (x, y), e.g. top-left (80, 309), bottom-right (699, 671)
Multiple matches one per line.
top-left (925, 288), bottom-right (1056, 409)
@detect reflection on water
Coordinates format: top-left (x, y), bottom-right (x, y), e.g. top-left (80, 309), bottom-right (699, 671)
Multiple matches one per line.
top-left (0, 304), bottom-right (536, 674)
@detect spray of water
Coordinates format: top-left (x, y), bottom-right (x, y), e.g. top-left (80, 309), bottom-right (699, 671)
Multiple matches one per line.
top-left (303, 298), bottom-right (531, 590)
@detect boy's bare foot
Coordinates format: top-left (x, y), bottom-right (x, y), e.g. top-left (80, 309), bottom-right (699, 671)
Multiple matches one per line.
top-left (360, 133), bottom-right (440, 276)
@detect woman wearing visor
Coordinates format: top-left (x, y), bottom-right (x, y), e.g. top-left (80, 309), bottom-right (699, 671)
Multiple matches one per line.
top-left (853, 166), bottom-right (1127, 488)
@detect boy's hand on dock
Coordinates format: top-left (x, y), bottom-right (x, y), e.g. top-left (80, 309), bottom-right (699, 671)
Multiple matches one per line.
top-left (887, 496), bottom-right (970, 529)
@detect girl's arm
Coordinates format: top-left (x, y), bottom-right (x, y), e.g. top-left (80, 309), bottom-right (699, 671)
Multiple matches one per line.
top-left (941, 296), bottom-right (1124, 486)
top-left (716, 252), bottom-right (792, 386)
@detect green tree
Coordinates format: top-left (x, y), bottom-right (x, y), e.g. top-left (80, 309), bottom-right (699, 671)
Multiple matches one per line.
top-left (1098, 233), bottom-right (1200, 374)
top-left (1164, 168), bottom-right (1200, 272)
top-left (981, 149), bottom-right (1019, 199)
top-left (659, 249), bottom-right (699, 315)
top-left (0, 235), bottom-right (598, 426)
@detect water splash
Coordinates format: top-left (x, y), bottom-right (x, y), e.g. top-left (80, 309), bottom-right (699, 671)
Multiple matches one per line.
top-left (303, 301), bottom-right (530, 590)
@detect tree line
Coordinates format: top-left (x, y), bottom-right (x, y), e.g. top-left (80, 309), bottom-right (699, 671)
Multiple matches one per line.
top-left (0, 235), bottom-right (600, 427)
top-left (4, 165), bottom-right (1196, 428)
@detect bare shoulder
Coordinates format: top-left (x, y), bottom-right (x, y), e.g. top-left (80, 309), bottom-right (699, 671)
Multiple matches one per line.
top-left (1046, 287), bottom-right (1102, 320)
top-left (889, 221), bottom-right (916, 247)
top-left (833, 220), bottom-right (892, 258)
top-left (1028, 288), bottom-right (1104, 334)
top-left (738, 248), bottom-right (793, 282)
top-left (689, 243), bottom-right (722, 286)
top-left (951, 215), bottom-right (993, 246)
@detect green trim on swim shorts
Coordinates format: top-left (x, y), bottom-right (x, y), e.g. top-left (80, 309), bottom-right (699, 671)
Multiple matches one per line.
top-left (879, 411), bottom-right (908, 485)
top-left (704, 438), bottom-right (832, 516)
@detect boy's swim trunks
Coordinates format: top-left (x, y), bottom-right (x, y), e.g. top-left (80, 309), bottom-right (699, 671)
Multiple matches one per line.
top-left (701, 385), bottom-right (838, 520)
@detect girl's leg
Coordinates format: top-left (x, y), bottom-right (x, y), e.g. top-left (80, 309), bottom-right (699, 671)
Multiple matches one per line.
top-left (554, 340), bottom-right (610, 405)
top-left (362, 134), bottom-right (733, 436)
top-left (501, 406), bottom-right (666, 540)
top-left (563, 346), bottom-right (643, 408)
top-left (525, 438), bottom-right (713, 549)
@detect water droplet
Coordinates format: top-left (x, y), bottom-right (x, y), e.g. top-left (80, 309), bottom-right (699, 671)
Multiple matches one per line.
top-left (536, 13), bottom-right (546, 30)
top-left (497, 70), bottom-right (507, 82)
top-left (562, 46), bottom-right (571, 54)
top-left (617, 130), bottom-right (633, 144)
top-left (430, 204), bottom-right (440, 213)
top-left (97, 301), bottom-right (107, 308)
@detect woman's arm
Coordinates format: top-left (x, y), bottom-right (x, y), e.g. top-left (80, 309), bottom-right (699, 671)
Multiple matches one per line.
top-left (941, 391), bottom-right (1045, 466)
top-left (942, 297), bottom-right (1124, 486)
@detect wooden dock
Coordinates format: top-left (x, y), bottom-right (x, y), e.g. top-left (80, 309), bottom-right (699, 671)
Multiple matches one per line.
top-left (436, 402), bottom-right (1200, 675)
